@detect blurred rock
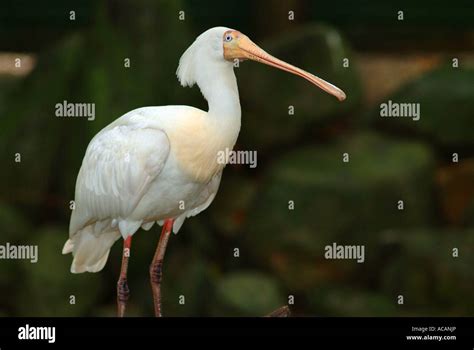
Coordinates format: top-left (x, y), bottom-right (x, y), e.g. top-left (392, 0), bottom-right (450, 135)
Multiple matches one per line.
top-left (378, 228), bottom-right (474, 315)
top-left (365, 66), bottom-right (474, 147)
top-left (17, 226), bottom-right (104, 316)
top-left (238, 24), bottom-right (362, 152)
top-left (209, 171), bottom-right (258, 238)
top-left (435, 159), bottom-right (474, 225)
top-left (0, 202), bottom-right (32, 314)
top-left (0, 201), bottom-right (31, 242)
top-left (306, 285), bottom-right (397, 316)
top-left (244, 132), bottom-right (435, 290)
top-left (0, 75), bottom-right (22, 115)
top-left (465, 201), bottom-right (474, 227)
top-left (161, 250), bottom-right (216, 316)
top-left (213, 272), bottom-right (284, 316)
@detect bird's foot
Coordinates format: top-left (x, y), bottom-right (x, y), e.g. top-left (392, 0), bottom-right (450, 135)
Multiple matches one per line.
top-left (149, 259), bottom-right (163, 285)
top-left (117, 278), bottom-right (130, 317)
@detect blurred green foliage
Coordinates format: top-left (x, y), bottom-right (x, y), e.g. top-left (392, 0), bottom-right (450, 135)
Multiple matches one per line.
top-left (0, 0), bottom-right (472, 316)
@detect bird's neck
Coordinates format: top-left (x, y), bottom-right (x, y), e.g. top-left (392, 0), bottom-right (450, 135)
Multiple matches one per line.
top-left (199, 63), bottom-right (241, 139)
top-left (170, 65), bottom-right (243, 183)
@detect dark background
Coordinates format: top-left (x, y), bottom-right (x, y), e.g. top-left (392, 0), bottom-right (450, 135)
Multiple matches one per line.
top-left (0, 0), bottom-right (473, 316)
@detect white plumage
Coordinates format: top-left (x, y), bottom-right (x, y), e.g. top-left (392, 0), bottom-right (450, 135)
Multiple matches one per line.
top-left (64, 106), bottom-right (226, 273)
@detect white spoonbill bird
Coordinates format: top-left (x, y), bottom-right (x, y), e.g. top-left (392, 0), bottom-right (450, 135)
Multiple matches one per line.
top-left (63, 27), bottom-right (346, 317)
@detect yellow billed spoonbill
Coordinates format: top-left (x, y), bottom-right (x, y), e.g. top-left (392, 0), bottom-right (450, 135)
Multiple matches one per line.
top-left (63, 27), bottom-right (346, 317)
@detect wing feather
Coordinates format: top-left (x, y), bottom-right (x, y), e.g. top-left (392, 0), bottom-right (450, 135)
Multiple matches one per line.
top-left (69, 124), bottom-right (170, 236)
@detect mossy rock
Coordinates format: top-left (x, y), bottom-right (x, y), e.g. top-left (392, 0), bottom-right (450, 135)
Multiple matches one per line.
top-left (364, 66), bottom-right (474, 147)
top-left (213, 272), bottom-right (284, 316)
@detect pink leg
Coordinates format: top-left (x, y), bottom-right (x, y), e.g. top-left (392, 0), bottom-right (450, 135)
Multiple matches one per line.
top-left (149, 219), bottom-right (174, 317)
top-left (117, 236), bottom-right (132, 317)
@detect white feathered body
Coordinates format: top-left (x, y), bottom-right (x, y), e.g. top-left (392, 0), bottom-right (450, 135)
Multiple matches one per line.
top-left (64, 105), bottom-right (239, 273)
top-left (64, 27), bottom-right (242, 273)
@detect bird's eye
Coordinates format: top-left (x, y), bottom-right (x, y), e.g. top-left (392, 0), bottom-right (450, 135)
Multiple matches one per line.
top-left (224, 34), bottom-right (233, 42)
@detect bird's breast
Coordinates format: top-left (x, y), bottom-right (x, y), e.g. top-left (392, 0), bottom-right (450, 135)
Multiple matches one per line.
top-left (166, 116), bottom-right (238, 183)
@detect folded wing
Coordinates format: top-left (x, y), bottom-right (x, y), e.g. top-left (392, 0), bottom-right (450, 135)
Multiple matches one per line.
top-left (69, 124), bottom-right (170, 237)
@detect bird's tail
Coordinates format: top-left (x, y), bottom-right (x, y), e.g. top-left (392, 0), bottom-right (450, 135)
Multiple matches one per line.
top-left (62, 225), bottom-right (121, 273)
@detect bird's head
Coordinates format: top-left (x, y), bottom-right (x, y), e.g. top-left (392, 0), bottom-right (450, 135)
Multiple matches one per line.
top-left (177, 27), bottom-right (346, 101)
